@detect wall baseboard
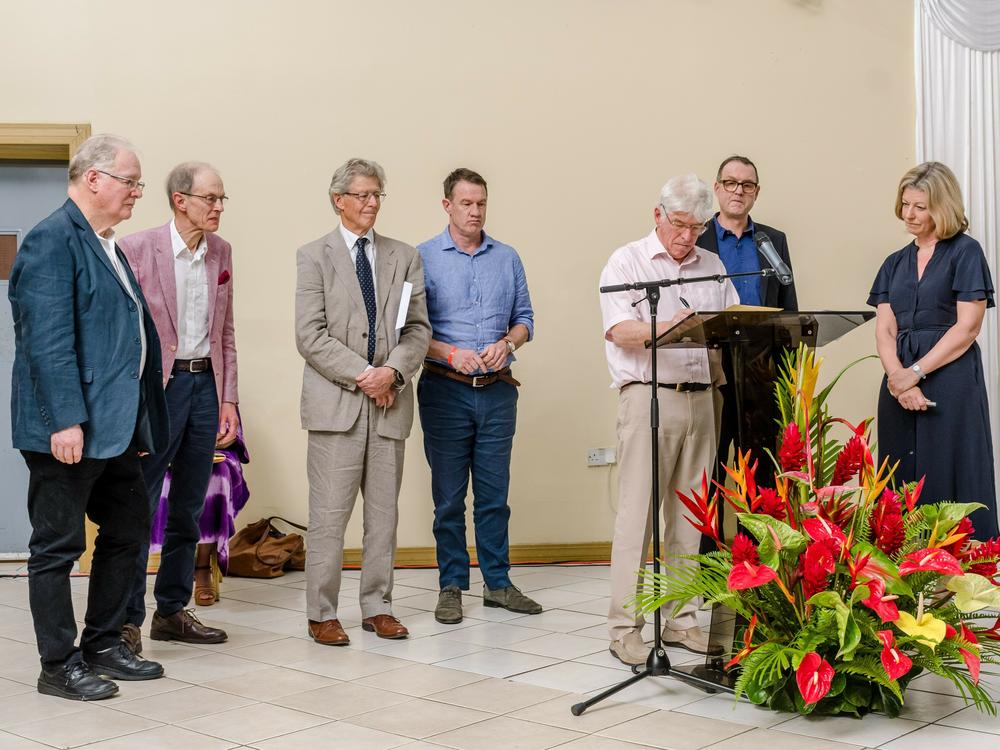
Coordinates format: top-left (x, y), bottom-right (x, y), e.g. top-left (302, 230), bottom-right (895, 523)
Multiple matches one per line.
top-left (90, 541), bottom-right (613, 575)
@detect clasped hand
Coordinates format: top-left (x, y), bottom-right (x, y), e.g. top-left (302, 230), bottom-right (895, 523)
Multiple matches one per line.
top-left (356, 366), bottom-right (397, 408)
top-left (452, 339), bottom-right (509, 375)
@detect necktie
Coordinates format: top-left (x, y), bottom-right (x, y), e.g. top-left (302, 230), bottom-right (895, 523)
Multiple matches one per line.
top-left (355, 237), bottom-right (377, 364)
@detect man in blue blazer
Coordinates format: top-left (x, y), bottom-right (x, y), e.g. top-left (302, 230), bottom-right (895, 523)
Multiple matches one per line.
top-left (8, 134), bottom-right (169, 701)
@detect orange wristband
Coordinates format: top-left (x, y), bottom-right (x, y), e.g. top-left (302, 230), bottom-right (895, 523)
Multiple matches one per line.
top-left (447, 346), bottom-right (457, 366)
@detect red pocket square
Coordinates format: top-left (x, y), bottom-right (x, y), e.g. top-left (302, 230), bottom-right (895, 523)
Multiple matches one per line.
top-left (218, 270), bottom-right (231, 285)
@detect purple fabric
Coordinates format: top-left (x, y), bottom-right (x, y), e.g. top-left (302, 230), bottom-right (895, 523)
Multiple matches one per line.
top-left (149, 425), bottom-right (250, 573)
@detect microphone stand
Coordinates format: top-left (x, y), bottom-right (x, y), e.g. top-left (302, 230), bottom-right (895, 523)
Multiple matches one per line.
top-left (571, 267), bottom-right (776, 717)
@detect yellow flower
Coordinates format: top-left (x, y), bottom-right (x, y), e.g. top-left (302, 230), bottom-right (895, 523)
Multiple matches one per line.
top-left (945, 574), bottom-right (1000, 613)
top-left (895, 610), bottom-right (947, 648)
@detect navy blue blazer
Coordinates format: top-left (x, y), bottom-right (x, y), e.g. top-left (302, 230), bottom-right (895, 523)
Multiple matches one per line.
top-left (696, 216), bottom-right (798, 311)
top-left (8, 198), bottom-right (169, 459)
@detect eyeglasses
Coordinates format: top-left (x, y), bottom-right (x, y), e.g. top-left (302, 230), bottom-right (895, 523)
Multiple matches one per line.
top-left (663, 213), bottom-right (708, 236)
top-left (178, 191), bottom-right (229, 206)
top-left (96, 170), bottom-right (145, 191)
top-left (342, 192), bottom-right (386, 204)
top-left (719, 179), bottom-right (759, 194)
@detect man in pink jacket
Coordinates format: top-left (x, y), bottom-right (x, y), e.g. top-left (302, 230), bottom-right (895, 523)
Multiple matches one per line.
top-left (118, 162), bottom-right (238, 653)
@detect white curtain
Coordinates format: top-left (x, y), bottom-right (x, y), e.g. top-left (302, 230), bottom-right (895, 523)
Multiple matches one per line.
top-left (914, 0), bottom-right (1000, 509)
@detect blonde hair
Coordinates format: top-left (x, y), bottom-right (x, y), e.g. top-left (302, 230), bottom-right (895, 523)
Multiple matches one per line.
top-left (895, 161), bottom-right (969, 240)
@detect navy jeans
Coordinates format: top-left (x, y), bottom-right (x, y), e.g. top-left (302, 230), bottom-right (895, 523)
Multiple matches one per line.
top-left (417, 369), bottom-right (518, 590)
top-left (125, 369), bottom-right (218, 624)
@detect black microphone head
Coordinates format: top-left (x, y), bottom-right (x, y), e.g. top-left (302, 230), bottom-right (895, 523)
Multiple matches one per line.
top-left (753, 231), bottom-right (772, 248)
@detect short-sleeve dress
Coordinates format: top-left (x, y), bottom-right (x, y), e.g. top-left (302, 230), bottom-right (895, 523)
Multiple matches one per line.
top-left (867, 232), bottom-right (998, 540)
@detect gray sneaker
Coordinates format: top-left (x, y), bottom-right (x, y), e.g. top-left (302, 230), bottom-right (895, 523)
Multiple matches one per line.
top-left (482, 584), bottom-right (543, 614)
top-left (435, 586), bottom-right (463, 624)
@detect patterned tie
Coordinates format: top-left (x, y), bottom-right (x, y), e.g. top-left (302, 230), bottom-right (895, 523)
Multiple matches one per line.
top-left (355, 237), bottom-right (377, 364)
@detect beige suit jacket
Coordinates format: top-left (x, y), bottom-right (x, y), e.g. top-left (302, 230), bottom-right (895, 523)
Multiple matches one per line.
top-left (295, 226), bottom-right (431, 439)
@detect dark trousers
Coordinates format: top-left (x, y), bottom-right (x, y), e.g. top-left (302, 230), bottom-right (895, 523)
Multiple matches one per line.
top-left (23, 445), bottom-right (148, 669)
top-left (125, 369), bottom-right (218, 624)
top-left (417, 370), bottom-right (517, 591)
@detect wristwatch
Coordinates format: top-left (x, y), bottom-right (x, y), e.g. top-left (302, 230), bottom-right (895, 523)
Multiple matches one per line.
top-left (391, 367), bottom-right (406, 391)
top-left (503, 338), bottom-right (516, 354)
top-left (911, 363), bottom-right (926, 380)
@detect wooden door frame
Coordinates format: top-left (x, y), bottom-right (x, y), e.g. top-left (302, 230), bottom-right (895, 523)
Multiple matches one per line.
top-left (0, 123), bottom-right (91, 161)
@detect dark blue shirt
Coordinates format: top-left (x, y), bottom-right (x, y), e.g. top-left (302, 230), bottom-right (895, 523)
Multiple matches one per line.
top-left (417, 227), bottom-right (534, 373)
top-left (714, 214), bottom-right (761, 306)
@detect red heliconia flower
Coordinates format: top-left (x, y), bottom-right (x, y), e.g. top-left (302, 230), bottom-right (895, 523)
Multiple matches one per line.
top-left (959, 623), bottom-right (981, 684)
top-left (899, 548), bottom-right (964, 576)
top-left (802, 517), bottom-right (847, 553)
top-left (779, 423), bottom-right (807, 472)
top-left (876, 630), bottom-right (913, 680)
top-left (796, 652), bottom-right (835, 705)
top-left (942, 517), bottom-right (975, 557)
top-left (731, 533), bottom-right (759, 565)
top-left (677, 471), bottom-right (721, 545)
top-left (862, 578), bottom-right (900, 622)
top-left (757, 487), bottom-right (786, 521)
top-left (981, 617), bottom-right (1000, 641)
top-left (902, 477), bottom-right (925, 513)
top-left (724, 614), bottom-right (758, 670)
top-left (830, 435), bottom-right (866, 487)
top-left (870, 488), bottom-right (905, 556)
top-left (802, 540), bottom-right (837, 599)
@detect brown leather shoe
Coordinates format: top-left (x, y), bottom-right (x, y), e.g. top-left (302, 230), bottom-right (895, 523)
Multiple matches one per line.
top-left (361, 614), bottom-right (409, 639)
top-left (150, 609), bottom-right (227, 645)
top-left (120, 622), bottom-right (142, 655)
top-left (308, 619), bottom-right (349, 646)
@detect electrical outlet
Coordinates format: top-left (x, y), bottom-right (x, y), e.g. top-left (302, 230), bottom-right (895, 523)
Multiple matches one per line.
top-left (587, 447), bottom-right (617, 466)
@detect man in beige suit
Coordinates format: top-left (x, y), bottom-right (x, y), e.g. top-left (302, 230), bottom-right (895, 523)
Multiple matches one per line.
top-left (295, 158), bottom-right (431, 645)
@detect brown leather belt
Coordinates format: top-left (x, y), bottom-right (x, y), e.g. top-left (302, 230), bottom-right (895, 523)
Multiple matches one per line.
top-left (174, 358), bottom-right (212, 373)
top-left (423, 361), bottom-right (521, 388)
top-left (621, 381), bottom-right (711, 392)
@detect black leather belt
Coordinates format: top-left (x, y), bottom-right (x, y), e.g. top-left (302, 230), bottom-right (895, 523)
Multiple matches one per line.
top-left (622, 381), bottom-right (712, 392)
top-left (174, 358), bottom-right (211, 373)
top-left (423, 361), bottom-right (521, 388)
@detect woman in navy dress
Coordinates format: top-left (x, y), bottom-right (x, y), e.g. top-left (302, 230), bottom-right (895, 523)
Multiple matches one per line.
top-left (868, 161), bottom-right (998, 540)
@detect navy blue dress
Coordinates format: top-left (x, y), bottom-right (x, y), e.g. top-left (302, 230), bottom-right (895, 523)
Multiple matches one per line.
top-left (868, 232), bottom-right (998, 540)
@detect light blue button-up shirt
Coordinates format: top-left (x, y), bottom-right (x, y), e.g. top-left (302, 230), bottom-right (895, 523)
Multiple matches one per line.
top-left (417, 227), bottom-right (534, 372)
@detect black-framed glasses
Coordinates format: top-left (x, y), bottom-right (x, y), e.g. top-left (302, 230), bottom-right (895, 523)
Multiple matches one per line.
top-left (719, 179), bottom-right (759, 194)
top-left (178, 191), bottom-right (229, 206)
top-left (342, 191), bottom-right (386, 204)
top-left (95, 169), bottom-right (145, 191)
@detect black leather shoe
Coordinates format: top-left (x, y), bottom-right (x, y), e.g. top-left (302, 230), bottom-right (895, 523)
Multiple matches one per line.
top-left (84, 642), bottom-right (164, 681)
top-left (38, 661), bottom-right (119, 701)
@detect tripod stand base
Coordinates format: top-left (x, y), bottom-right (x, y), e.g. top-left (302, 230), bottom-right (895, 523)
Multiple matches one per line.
top-left (569, 650), bottom-right (736, 716)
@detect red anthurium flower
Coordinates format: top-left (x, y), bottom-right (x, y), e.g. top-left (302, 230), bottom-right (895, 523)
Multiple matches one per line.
top-left (902, 477), bottom-right (925, 513)
top-left (728, 559), bottom-right (778, 591)
top-left (796, 652), bottom-right (835, 705)
top-left (876, 630), bottom-right (913, 680)
top-left (779, 423), bottom-right (807, 472)
top-left (724, 614), bottom-right (758, 670)
top-left (677, 471), bottom-right (720, 545)
top-left (862, 578), bottom-right (900, 623)
top-left (899, 548), bottom-right (964, 576)
top-left (802, 540), bottom-right (837, 599)
top-left (870, 488), bottom-right (905, 556)
top-left (802, 517), bottom-right (847, 552)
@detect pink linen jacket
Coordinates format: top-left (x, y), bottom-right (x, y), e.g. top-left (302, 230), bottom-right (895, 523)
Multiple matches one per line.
top-left (119, 223), bottom-right (238, 406)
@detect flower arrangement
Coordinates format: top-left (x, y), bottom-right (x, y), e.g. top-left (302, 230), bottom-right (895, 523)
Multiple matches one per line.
top-left (636, 344), bottom-right (1000, 716)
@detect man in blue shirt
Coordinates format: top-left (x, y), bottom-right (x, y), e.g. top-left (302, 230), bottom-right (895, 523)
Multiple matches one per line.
top-left (417, 168), bottom-right (541, 624)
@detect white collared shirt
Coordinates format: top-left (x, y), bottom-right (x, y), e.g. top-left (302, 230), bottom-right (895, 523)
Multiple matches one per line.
top-left (599, 230), bottom-right (740, 389)
top-left (170, 220), bottom-right (211, 360)
top-left (94, 230), bottom-right (147, 374)
top-left (339, 224), bottom-right (377, 298)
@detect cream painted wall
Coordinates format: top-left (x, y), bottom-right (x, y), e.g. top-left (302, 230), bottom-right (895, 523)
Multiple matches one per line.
top-left (1, 0), bottom-right (915, 548)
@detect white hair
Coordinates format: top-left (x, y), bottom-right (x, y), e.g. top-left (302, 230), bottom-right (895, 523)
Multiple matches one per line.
top-left (68, 134), bottom-right (136, 183)
top-left (328, 158), bottom-right (386, 215)
top-left (658, 173), bottom-right (713, 222)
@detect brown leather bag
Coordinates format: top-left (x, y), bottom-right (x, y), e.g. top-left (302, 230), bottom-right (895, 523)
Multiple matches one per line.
top-left (228, 516), bottom-right (306, 578)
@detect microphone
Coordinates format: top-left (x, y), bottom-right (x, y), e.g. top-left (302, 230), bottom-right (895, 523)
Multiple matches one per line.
top-left (754, 231), bottom-right (793, 286)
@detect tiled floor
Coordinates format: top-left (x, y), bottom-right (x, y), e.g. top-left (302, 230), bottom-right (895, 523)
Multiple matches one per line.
top-left (0, 562), bottom-right (998, 749)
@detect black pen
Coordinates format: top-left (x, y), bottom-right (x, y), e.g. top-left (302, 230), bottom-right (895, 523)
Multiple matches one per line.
top-left (679, 296), bottom-right (691, 309)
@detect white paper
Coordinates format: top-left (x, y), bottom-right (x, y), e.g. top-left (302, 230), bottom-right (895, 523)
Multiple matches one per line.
top-left (395, 281), bottom-right (413, 330)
